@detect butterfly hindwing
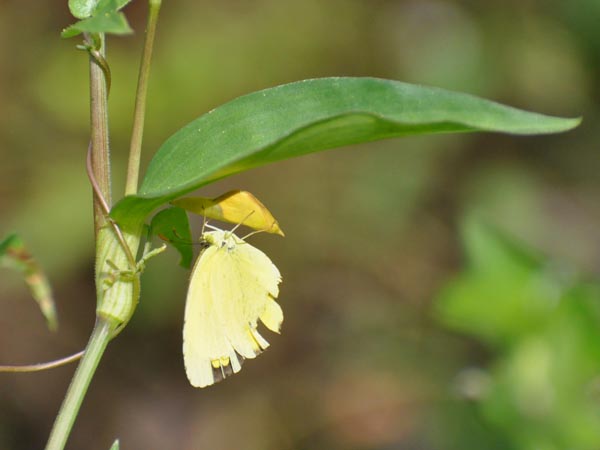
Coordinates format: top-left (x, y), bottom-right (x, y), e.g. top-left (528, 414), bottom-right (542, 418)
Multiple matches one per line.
top-left (182, 229), bottom-right (283, 388)
top-left (209, 235), bottom-right (282, 359)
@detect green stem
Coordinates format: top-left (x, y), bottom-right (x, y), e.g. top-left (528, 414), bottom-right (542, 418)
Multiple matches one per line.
top-left (125, 0), bottom-right (162, 196)
top-left (44, 319), bottom-right (117, 450)
top-left (45, 2), bottom-right (162, 447)
top-left (44, 29), bottom-right (117, 450)
top-left (88, 33), bottom-right (112, 238)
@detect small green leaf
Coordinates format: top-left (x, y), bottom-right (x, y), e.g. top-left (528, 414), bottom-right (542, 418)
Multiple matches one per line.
top-left (68, 0), bottom-right (100, 19)
top-left (101, 0), bottom-right (132, 11)
top-left (0, 233), bottom-right (58, 331)
top-left (62, 0), bottom-right (132, 38)
top-left (109, 439), bottom-right (120, 450)
top-left (110, 77), bottom-right (580, 227)
top-left (0, 234), bottom-right (17, 255)
top-left (149, 207), bottom-right (193, 268)
top-left (68, 0), bottom-right (131, 19)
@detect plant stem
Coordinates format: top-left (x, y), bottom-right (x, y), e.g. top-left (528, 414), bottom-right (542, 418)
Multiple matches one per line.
top-left (125, 0), bottom-right (162, 196)
top-left (44, 319), bottom-right (117, 450)
top-left (45, 2), bottom-right (163, 446)
top-left (89, 33), bottom-right (112, 238)
top-left (44, 30), bottom-right (116, 450)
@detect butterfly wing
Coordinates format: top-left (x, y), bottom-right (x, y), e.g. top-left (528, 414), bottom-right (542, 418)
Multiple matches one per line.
top-left (183, 245), bottom-right (243, 388)
top-left (209, 239), bottom-right (283, 359)
top-left (183, 232), bottom-right (283, 388)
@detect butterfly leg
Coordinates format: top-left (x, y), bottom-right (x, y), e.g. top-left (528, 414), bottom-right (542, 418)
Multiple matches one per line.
top-left (135, 243), bottom-right (167, 274)
top-left (102, 244), bottom-right (166, 291)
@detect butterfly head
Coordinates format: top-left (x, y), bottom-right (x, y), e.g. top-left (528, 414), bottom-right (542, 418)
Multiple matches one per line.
top-left (203, 229), bottom-right (242, 250)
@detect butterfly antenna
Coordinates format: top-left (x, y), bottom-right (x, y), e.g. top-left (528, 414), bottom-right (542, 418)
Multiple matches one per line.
top-left (201, 215), bottom-right (209, 236)
top-left (205, 223), bottom-right (221, 232)
top-left (241, 228), bottom-right (264, 240)
top-left (241, 219), bottom-right (280, 240)
top-left (235, 210), bottom-right (256, 232)
top-left (227, 210), bottom-right (256, 238)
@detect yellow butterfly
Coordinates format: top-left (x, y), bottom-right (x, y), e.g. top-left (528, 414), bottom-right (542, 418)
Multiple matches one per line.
top-left (183, 227), bottom-right (283, 388)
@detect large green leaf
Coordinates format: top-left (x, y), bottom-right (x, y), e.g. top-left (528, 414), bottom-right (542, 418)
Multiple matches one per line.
top-left (110, 77), bottom-right (580, 227)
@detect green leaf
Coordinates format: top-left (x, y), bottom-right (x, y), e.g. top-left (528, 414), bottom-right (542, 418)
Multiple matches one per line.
top-left (434, 218), bottom-right (569, 346)
top-left (68, 0), bottom-right (100, 19)
top-left (103, 0), bottom-right (132, 10)
top-left (68, 0), bottom-right (131, 19)
top-left (109, 439), bottom-right (120, 450)
top-left (149, 207), bottom-right (193, 269)
top-left (0, 233), bottom-right (58, 331)
top-left (110, 77), bottom-right (580, 227)
top-left (461, 215), bottom-right (542, 275)
top-left (62, 0), bottom-right (132, 38)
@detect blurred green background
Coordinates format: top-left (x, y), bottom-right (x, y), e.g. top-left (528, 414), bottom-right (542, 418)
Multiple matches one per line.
top-left (1, 0), bottom-right (600, 449)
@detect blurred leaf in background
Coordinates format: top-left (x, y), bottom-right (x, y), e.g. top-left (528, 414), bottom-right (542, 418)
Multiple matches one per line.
top-left (0, 233), bottom-right (57, 331)
top-left (436, 217), bottom-right (600, 450)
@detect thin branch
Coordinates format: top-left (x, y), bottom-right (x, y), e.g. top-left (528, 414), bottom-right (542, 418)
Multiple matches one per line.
top-left (0, 351), bottom-right (84, 373)
top-left (86, 32), bottom-right (112, 239)
top-left (86, 143), bottom-right (136, 268)
top-left (125, 0), bottom-right (162, 195)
